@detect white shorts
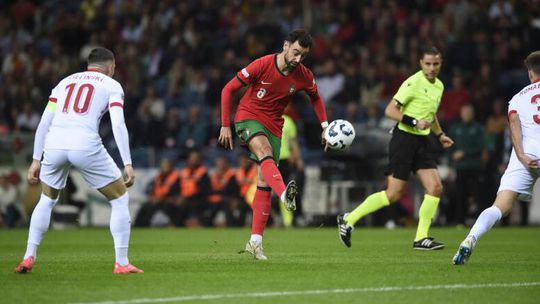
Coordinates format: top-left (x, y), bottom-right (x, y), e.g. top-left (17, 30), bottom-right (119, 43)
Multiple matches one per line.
top-left (498, 152), bottom-right (540, 198)
top-left (40, 147), bottom-right (122, 189)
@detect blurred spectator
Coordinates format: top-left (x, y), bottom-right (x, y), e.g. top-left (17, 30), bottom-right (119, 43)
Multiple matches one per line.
top-left (205, 156), bottom-right (242, 227)
top-left (0, 88), bottom-right (14, 132)
top-left (2, 42), bottom-right (32, 77)
top-left (136, 85), bottom-right (165, 147)
top-left (178, 150), bottom-right (210, 227)
top-left (163, 108), bottom-right (181, 149)
top-left (0, 172), bottom-right (22, 228)
top-left (121, 17), bottom-right (144, 43)
top-left (438, 73), bottom-right (471, 126)
top-left (360, 65), bottom-right (383, 109)
top-left (135, 158), bottom-right (181, 227)
top-left (484, 99), bottom-right (509, 181)
top-left (15, 102), bottom-right (40, 132)
top-left (235, 153), bottom-right (257, 206)
top-left (316, 58), bottom-right (345, 104)
top-left (447, 104), bottom-right (485, 225)
top-left (177, 104), bottom-right (209, 157)
top-left (470, 62), bottom-right (496, 122)
top-left (488, 0), bottom-right (516, 22)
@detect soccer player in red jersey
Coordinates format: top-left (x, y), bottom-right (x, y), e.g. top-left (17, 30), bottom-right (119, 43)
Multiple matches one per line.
top-left (219, 29), bottom-right (329, 260)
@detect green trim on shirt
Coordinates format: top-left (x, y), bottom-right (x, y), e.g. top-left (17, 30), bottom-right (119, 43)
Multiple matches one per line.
top-left (274, 54), bottom-right (287, 77)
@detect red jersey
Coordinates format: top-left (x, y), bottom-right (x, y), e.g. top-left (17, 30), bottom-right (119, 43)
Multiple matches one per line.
top-left (233, 54), bottom-right (326, 137)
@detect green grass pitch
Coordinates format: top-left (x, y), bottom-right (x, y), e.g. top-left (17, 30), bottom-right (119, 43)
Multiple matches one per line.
top-left (1, 227), bottom-right (539, 303)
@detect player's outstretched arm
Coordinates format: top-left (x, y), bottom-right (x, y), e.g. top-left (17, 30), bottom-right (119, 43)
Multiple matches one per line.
top-left (509, 112), bottom-right (539, 168)
top-left (304, 87), bottom-right (329, 151)
top-left (219, 78), bottom-right (244, 150)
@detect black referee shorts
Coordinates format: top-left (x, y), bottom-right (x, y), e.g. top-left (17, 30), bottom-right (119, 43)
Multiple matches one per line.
top-left (386, 127), bottom-right (438, 181)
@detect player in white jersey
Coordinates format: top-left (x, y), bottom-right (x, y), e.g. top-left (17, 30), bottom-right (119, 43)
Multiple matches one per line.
top-left (453, 50), bottom-right (540, 265)
top-left (14, 47), bottom-right (143, 274)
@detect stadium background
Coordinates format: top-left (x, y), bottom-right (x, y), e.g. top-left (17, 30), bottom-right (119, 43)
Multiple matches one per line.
top-left (1, 0), bottom-right (540, 227)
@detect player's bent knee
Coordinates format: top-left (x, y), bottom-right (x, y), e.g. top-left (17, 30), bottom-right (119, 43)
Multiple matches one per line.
top-left (385, 190), bottom-right (404, 203)
top-left (41, 183), bottom-right (60, 200)
top-left (257, 181), bottom-right (269, 188)
top-left (428, 183), bottom-right (443, 197)
top-left (257, 148), bottom-right (273, 160)
top-left (98, 178), bottom-right (127, 200)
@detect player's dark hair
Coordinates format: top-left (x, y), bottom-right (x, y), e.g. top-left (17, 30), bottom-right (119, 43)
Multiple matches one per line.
top-left (524, 51), bottom-right (540, 76)
top-left (87, 47), bottom-right (115, 65)
top-left (419, 45), bottom-right (441, 59)
top-left (285, 29), bottom-right (313, 49)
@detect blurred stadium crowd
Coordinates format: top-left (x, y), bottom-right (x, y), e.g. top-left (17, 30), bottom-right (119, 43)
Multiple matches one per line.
top-left (1, 0), bottom-right (539, 228)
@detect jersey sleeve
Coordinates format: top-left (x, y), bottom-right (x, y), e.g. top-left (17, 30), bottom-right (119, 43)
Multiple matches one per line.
top-left (108, 81), bottom-right (125, 108)
top-left (393, 77), bottom-right (415, 105)
top-left (303, 69), bottom-right (328, 125)
top-left (48, 83), bottom-right (60, 105)
top-left (508, 96), bottom-right (518, 117)
top-left (303, 68), bottom-right (318, 98)
top-left (108, 81), bottom-right (132, 166)
top-left (236, 58), bottom-right (262, 86)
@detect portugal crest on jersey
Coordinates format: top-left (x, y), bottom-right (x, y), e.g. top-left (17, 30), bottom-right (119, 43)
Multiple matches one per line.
top-left (288, 85), bottom-right (296, 95)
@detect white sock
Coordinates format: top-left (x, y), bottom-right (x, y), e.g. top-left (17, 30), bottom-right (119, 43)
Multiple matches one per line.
top-left (280, 191), bottom-right (286, 202)
top-left (250, 234), bottom-right (263, 244)
top-left (24, 193), bottom-right (57, 260)
top-left (110, 192), bottom-right (131, 266)
top-left (468, 206), bottom-right (502, 242)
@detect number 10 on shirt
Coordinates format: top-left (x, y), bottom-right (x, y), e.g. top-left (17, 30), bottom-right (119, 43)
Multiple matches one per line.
top-left (62, 83), bottom-right (95, 114)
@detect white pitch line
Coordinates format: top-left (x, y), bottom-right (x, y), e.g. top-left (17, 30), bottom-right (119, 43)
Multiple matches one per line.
top-left (72, 282), bottom-right (540, 304)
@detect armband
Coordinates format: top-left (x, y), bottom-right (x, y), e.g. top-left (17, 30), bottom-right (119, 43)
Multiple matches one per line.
top-left (401, 115), bottom-right (417, 127)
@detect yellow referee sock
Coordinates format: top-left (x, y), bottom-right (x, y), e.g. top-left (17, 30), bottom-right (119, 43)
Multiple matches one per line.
top-left (344, 191), bottom-right (390, 226)
top-left (414, 194), bottom-right (440, 241)
top-left (279, 201), bottom-right (294, 228)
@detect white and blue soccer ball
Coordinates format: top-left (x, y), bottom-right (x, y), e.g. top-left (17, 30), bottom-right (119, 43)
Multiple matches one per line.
top-left (324, 119), bottom-right (356, 150)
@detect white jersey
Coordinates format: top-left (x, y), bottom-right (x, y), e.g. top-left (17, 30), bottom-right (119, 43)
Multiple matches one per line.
top-left (499, 80), bottom-right (540, 197)
top-left (508, 80), bottom-right (540, 159)
top-left (45, 70), bottom-right (124, 150)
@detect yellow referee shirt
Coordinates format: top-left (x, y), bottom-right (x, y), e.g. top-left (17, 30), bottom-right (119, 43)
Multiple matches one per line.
top-left (393, 70), bottom-right (444, 136)
top-left (280, 115), bottom-right (297, 160)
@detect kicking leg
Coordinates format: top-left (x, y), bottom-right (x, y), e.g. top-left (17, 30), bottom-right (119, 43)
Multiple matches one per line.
top-left (453, 191), bottom-right (515, 265)
top-left (249, 136), bottom-right (297, 211)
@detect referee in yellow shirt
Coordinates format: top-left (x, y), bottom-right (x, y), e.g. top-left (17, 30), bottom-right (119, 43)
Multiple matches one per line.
top-left (338, 45), bottom-right (454, 250)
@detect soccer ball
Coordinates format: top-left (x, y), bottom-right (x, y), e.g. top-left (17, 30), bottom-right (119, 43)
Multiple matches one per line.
top-left (324, 119), bottom-right (356, 150)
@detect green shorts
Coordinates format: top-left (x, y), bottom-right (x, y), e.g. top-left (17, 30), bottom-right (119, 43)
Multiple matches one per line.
top-left (235, 119), bottom-right (281, 164)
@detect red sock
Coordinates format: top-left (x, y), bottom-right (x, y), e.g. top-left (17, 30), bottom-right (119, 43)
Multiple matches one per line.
top-left (251, 187), bottom-right (272, 235)
top-left (260, 158), bottom-right (286, 197)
